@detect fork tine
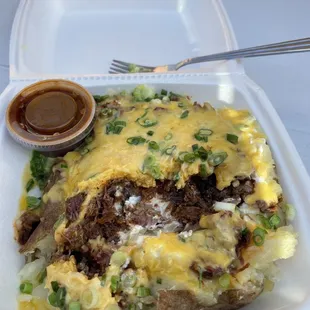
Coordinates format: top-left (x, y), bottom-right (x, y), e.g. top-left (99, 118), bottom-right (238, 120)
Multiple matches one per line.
top-left (112, 59), bottom-right (131, 67)
top-left (109, 70), bottom-right (119, 74)
top-left (111, 63), bottom-right (130, 71)
top-left (113, 59), bottom-right (156, 70)
top-left (110, 66), bottom-right (128, 73)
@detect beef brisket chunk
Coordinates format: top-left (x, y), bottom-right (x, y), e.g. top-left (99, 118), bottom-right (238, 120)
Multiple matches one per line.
top-left (66, 192), bottom-right (86, 222)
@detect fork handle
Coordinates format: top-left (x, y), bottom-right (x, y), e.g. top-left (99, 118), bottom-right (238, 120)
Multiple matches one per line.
top-left (176, 38), bottom-right (310, 70)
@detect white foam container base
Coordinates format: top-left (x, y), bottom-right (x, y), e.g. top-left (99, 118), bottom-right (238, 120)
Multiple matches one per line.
top-left (1, 73), bottom-right (310, 310)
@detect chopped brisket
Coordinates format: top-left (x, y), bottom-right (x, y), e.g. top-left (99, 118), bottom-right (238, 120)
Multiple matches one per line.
top-left (16, 211), bottom-right (40, 245)
top-left (66, 192), bottom-right (86, 222)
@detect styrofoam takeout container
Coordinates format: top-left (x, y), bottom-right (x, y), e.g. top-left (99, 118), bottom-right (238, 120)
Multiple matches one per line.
top-left (1, 1), bottom-right (310, 309)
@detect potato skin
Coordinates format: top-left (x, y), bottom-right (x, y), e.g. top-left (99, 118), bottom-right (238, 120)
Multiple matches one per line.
top-left (157, 284), bottom-right (263, 310)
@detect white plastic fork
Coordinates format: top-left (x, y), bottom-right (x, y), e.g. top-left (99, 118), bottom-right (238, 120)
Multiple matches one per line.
top-left (109, 37), bottom-right (310, 74)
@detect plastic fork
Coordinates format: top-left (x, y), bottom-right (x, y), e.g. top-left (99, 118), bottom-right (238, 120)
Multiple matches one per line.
top-left (109, 37), bottom-right (310, 73)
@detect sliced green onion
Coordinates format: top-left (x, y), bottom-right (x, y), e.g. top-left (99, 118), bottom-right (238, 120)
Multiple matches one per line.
top-left (80, 148), bottom-right (89, 156)
top-left (48, 292), bottom-right (57, 306)
top-left (226, 133), bottom-right (239, 144)
top-left (218, 274), bottom-right (231, 288)
top-left (169, 91), bottom-right (182, 101)
top-left (137, 118), bottom-right (158, 127)
top-left (100, 107), bottom-right (114, 118)
top-left (253, 227), bottom-right (268, 246)
top-left (111, 251), bottom-right (128, 266)
top-left (194, 128), bottom-right (213, 142)
top-left (60, 163), bottom-right (68, 169)
top-left (136, 109), bottom-right (149, 122)
top-left (241, 227), bottom-right (249, 237)
top-left (198, 267), bottom-right (203, 289)
top-left (208, 152), bottom-right (228, 166)
top-left (19, 282), bottom-right (33, 294)
top-left (69, 301), bottom-right (81, 310)
top-left (183, 153), bottom-right (196, 163)
top-left (137, 286), bottom-right (151, 297)
top-left (127, 136), bottom-right (146, 145)
top-left (56, 287), bottom-right (66, 307)
top-left (110, 275), bottom-right (120, 293)
top-left (269, 214), bottom-right (281, 229)
top-left (180, 110), bottom-right (189, 119)
top-left (147, 130), bottom-right (154, 136)
top-left (199, 164), bottom-right (208, 177)
top-left (122, 271), bottom-right (137, 288)
top-left (164, 145), bottom-right (176, 156)
top-left (100, 274), bottom-right (106, 287)
top-left (156, 278), bottom-right (162, 284)
top-left (51, 281), bottom-right (59, 293)
top-left (173, 172), bottom-right (180, 181)
top-left (258, 215), bottom-right (272, 229)
top-left (161, 89), bottom-right (168, 96)
top-left (37, 268), bottom-right (47, 284)
top-left (26, 196), bottom-right (41, 210)
top-left (164, 133), bottom-right (173, 140)
top-left (106, 119), bottom-right (127, 135)
top-left (143, 155), bottom-right (161, 179)
top-left (148, 141), bottom-right (160, 152)
top-left (128, 64), bottom-right (140, 73)
top-left (93, 95), bottom-right (109, 103)
top-left (129, 304), bottom-right (136, 310)
top-left (178, 102), bottom-right (185, 108)
top-left (192, 144), bottom-right (199, 152)
top-left (25, 179), bottom-right (35, 192)
top-left (196, 146), bottom-right (209, 161)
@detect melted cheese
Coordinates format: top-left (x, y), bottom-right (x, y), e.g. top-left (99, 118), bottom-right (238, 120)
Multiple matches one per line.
top-left (62, 98), bottom-right (280, 205)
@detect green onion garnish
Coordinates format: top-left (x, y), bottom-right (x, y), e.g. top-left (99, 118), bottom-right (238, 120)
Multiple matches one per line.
top-left (174, 172), bottom-right (180, 181)
top-left (136, 109), bottom-right (149, 122)
top-left (106, 119), bottom-right (127, 135)
top-left (192, 144), bottom-right (199, 152)
top-left (194, 128), bottom-right (213, 142)
top-left (208, 152), bottom-right (228, 166)
top-left (169, 91), bottom-right (182, 101)
top-left (136, 286), bottom-right (151, 297)
top-left (127, 136), bottom-right (146, 145)
top-left (164, 145), bottom-right (176, 156)
top-left (93, 95), bottom-right (109, 103)
top-left (226, 133), bottom-right (239, 144)
top-left (269, 214), bottom-right (281, 229)
top-left (19, 282), bottom-right (33, 294)
top-left (69, 301), bottom-right (81, 310)
top-left (60, 163), bottom-right (68, 169)
top-left (252, 227), bottom-right (268, 246)
top-left (25, 179), bottom-right (35, 192)
top-left (48, 292), bottom-right (57, 306)
top-left (129, 305), bottom-right (136, 310)
top-left (164, 133), bottom-right (173, 140)
top-left (199, 164), bottom-right (208, 177)
top-left (51, 281), bottom-right (59, 293)
top-left (180, 110), bottom-right (189, 119)
top-left (156, 278), bottom-right (162, 284)
top-left (161, 89), bottom-right (168, 96)
top-left (37, 268), bottom-right (47, 284)
top-left (198, 267), bottom-right (203, 288)
top-left (196, 146), bottom-right (210, 161)
top-left (99, 107), bottom-right (114, 118)
top-left (218, 274), bottom-right (231, 288)
top-left (55, 287), bottom-right (66, 307)
top-left (137, 118), bottom-right (158, 127)
top-left (80, 148), bottom-right (89, 156)
top-left (147, 130), bottom-right (154, 136)
top-left (110, 275), bottom-right (120, 293)
top-left (258, 215), bottom-right (272, 229)
top-left (143, 155), bottom-right (161, 179)
top-left (183, 153), bottom-right (196, 163)
top-left (26, 196), bottom-right (41, 210)
top-left (178, 102), bottom-right (185, 108)
top-left (148, 141), bottom-right (160, 152)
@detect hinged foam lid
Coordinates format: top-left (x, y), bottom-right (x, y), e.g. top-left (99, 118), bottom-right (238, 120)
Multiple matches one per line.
top-left (10, 0), bottom-right (243, 81)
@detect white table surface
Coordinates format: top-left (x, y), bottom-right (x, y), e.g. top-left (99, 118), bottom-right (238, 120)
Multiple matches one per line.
top-left (0, 0), bottom-right (309, 174)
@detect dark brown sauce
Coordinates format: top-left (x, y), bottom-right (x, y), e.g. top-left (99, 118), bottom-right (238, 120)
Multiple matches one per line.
top-left (17, 90), bottom-right (85, 136)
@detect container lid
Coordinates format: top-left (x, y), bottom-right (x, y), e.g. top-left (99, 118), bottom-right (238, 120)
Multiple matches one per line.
top-left (10, 0), bottom-right (243, 81)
